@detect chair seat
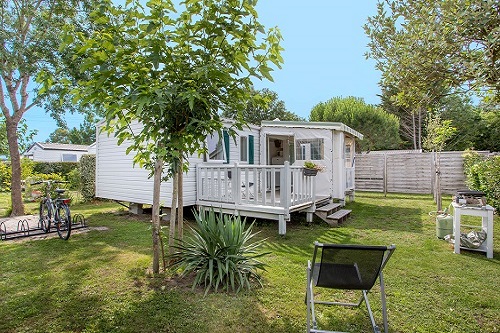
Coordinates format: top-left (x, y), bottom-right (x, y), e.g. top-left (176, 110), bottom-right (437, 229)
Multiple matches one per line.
top-left (313, 263), bottom-right (365, 290)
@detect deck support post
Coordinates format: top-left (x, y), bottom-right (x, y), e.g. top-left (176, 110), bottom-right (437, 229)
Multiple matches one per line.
top-left (306, 212), bottom-right (313, 223)
top-left (278, 215), bottom-right (286, 235)
top-left (129, 203), bottom-right (143, 215)
top-left (160, 207), bottom-right (171, 221)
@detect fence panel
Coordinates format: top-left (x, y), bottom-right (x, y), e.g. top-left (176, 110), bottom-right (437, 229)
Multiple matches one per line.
top-left (386, 153), bottom-right (432, 194)
top-left (354, 151), bottom-right (489, 194)
top-left (354, 154), bottom-right (385, 192)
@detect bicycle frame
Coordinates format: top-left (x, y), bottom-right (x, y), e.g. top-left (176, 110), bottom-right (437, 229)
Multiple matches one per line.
top-left (33, 180), bottom-right (72, 240)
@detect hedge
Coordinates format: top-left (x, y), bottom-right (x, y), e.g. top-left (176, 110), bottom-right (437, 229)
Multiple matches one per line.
top-left (463, 150), bottom-right (500, 210)
top-left (32, 162), bottom-right (79, 176)
top-left (80, 154), bottom-right (96, 201)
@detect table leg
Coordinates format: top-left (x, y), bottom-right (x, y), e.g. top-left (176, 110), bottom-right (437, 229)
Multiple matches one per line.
top-left (454, 208), bottom-right (461, 255)
top-left (485, 210), bottom-right (493, 259)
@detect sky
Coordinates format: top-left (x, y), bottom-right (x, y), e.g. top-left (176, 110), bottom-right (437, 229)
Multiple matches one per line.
top-left (25, 0), bottom-right (381, 143)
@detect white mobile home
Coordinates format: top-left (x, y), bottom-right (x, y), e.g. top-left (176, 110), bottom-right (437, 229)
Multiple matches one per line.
top-left (96, 119), bottom-right (262, 208)
top-left (95, 119), bottom-right (362, 234)
top-left (23, 142), bottom-right (91, 162)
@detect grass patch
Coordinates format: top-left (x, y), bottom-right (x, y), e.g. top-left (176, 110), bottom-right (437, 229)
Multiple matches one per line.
top-left (0, 192), bottom-right (498, 332)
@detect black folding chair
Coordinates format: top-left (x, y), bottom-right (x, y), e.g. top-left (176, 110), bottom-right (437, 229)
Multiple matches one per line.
top-left (306, 242), bottom-right (396, 333)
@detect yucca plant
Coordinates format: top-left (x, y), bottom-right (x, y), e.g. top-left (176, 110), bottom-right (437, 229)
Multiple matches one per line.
top-left (168, 209), bottom-right (269, 295)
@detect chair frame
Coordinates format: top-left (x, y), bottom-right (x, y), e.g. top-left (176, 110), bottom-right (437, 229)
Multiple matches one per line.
top-left (306, 241), bottom-right (396, 333)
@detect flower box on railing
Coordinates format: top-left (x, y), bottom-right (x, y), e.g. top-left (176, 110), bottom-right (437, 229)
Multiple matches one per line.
top-left (303, 168), bottom-right (318, 176)
top-left (302, 161), bottom-right (324, 177)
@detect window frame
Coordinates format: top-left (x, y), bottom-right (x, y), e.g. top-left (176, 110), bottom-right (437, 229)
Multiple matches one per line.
top-left (295, 138), bottom-right (324, 161)
top-left (205, 132), bottom-right (227, 163)
top-left (61, 154), bottom-right (78, 162)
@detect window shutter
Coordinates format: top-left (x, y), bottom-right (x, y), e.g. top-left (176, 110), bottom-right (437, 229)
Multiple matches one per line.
top-left (249, 135), bottom-right (254, 165)
top-left (223, 130), bottom-right (230, 164)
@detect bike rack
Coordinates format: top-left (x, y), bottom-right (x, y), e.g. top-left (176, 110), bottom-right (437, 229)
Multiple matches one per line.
top-left (0, 214), bottom-right (88, 241)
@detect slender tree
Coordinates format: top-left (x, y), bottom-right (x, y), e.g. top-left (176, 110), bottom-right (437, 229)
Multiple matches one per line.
top-left (69, 0), bottom-right (283, 273)
top-left (423, 114), bottom-right (457, 211)
top-left (0, 0), bottom-right (97, 215)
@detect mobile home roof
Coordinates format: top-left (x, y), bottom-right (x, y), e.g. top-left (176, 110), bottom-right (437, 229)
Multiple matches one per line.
top-left (260, 120), bottom-right (364, 140)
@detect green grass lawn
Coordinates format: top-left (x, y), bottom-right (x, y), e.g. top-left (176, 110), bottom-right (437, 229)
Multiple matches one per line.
top-left (0, 192), bottom-right (498, 333)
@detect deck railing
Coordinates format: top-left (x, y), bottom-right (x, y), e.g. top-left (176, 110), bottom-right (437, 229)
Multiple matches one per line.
top-left (196, 162), bottom-right (316, 210)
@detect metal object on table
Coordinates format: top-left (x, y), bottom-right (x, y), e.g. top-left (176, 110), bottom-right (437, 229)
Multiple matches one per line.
top-left (454, 190), bottom-right (487, 207)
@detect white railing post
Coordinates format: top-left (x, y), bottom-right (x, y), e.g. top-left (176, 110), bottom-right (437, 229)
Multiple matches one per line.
top-left (283, 161), bottom-right (291, 211)
top-left (196, 164), bottom-right (201, 201)
top-left (233, 162), bottom-right (240, 204)
top-left (312, 171), bottom-right (316, 203)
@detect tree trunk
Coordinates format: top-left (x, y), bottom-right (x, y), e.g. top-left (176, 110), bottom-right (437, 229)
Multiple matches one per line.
top-left (417, 108), bottom-right (422, 150)
top-left (6, 120), bottom-right (24, 216)
top-left (152, 158), bottom-right (163, 274)
top-left (412, 112), bottom-right (417, 150)
top-left (168, 170), bottom-right (178, 256)
top-left (435, 151), bottom-right (442, 212)
top-left (177, 157), bottom-right (183, 241)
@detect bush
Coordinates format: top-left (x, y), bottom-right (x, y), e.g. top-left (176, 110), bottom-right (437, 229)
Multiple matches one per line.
top-left (24, 173), bottom-right (67, 201)
top-left (67, 168), bottom-right (81, 191)
top-left (463, 150), bottom-right (500, 210)
top-left (0, 158), bottom-right (36, 192)
top-left (32, 162), bottom-right (79, 177)
top-left (0, 161), bottom-right (11, 192)
top-left (80, 154), bottom-right (95, 201)
top-left (168, 209), bottom-right (268, 295)
top-left (21, 158), bottom-right (35, 180)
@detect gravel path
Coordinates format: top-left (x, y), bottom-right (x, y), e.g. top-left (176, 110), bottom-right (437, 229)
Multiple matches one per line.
top-left (0, 215), bottom-right (107, 241)
top-left (0, 215), bottom-right (40, 232)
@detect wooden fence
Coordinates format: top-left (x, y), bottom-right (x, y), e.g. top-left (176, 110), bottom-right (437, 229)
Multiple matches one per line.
top-left (354, 151), bottom-right (490, 194)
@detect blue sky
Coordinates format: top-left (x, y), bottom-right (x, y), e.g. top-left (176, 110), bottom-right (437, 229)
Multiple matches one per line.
top-left (25, 0), bottom-right (381, 142)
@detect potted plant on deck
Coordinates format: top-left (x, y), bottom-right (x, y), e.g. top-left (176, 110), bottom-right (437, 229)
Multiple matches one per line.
top-left (303, 161), bottom-right (325, 176)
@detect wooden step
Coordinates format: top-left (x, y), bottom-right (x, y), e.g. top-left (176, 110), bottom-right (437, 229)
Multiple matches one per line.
top-left (327, 209), bottom-right (352, 223)
top-left (316, 203), bottom-right (341, 213)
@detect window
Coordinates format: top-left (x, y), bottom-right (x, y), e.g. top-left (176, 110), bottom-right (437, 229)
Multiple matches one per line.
top-left (240, 136), bottom-right (248, 162)
top-left (62, 154), bottom-right (77, 162)
top-left (295, 139), bottom-right (324, 160)
top-left (207, 132), bottom-right (225, 162)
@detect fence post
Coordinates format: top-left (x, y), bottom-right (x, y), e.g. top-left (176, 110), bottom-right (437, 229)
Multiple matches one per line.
top-left (383, 153), bottom-right (387, 197)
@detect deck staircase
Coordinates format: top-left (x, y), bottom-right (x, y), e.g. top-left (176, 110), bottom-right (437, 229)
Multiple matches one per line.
top-left (314, 201), bottom-right (351, 227)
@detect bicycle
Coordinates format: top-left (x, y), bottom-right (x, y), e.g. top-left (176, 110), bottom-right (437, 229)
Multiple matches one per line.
top-left (32, 180), bottom-right (72, 240)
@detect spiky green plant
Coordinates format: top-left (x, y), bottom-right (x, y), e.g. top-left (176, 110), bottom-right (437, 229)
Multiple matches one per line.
top-left (169, 209), bottom-right (269, 295)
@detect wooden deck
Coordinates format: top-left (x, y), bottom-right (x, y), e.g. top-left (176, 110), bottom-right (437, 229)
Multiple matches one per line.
top-left (196, 162), bottom-right (318, 235)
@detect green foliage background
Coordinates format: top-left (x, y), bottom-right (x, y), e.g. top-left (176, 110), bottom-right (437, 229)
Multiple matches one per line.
top-left (463, 150), bottom-right (500, 210)
top-left (32, 162), bottom-right (79, 176)
top-left (310, 96), bottom-right (401, 151)
top-left (222, 88), bottom-right (304, 125)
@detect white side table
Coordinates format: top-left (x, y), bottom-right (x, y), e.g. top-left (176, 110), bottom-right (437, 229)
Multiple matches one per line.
top-left (452, 202), bottom-right (494, 258)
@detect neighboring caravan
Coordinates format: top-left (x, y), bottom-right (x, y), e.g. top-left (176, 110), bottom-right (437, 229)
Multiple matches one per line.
top-left (23, 142), bottom-right (92, 162)
top-left (95, 119), bottom-right (362, 234)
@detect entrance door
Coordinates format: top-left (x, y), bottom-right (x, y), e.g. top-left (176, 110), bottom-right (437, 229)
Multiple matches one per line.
top-left (267, 135), bottom-right (294, 165)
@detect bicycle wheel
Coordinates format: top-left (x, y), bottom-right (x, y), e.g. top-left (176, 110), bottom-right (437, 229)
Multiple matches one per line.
top-left (39, 200), bottom-right (51, 233)
top-left (56, 204), bottom-right (71, 240)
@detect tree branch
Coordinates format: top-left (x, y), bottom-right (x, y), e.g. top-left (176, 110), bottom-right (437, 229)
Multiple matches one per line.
top-left (0, 78), bottom-right (12, 120)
